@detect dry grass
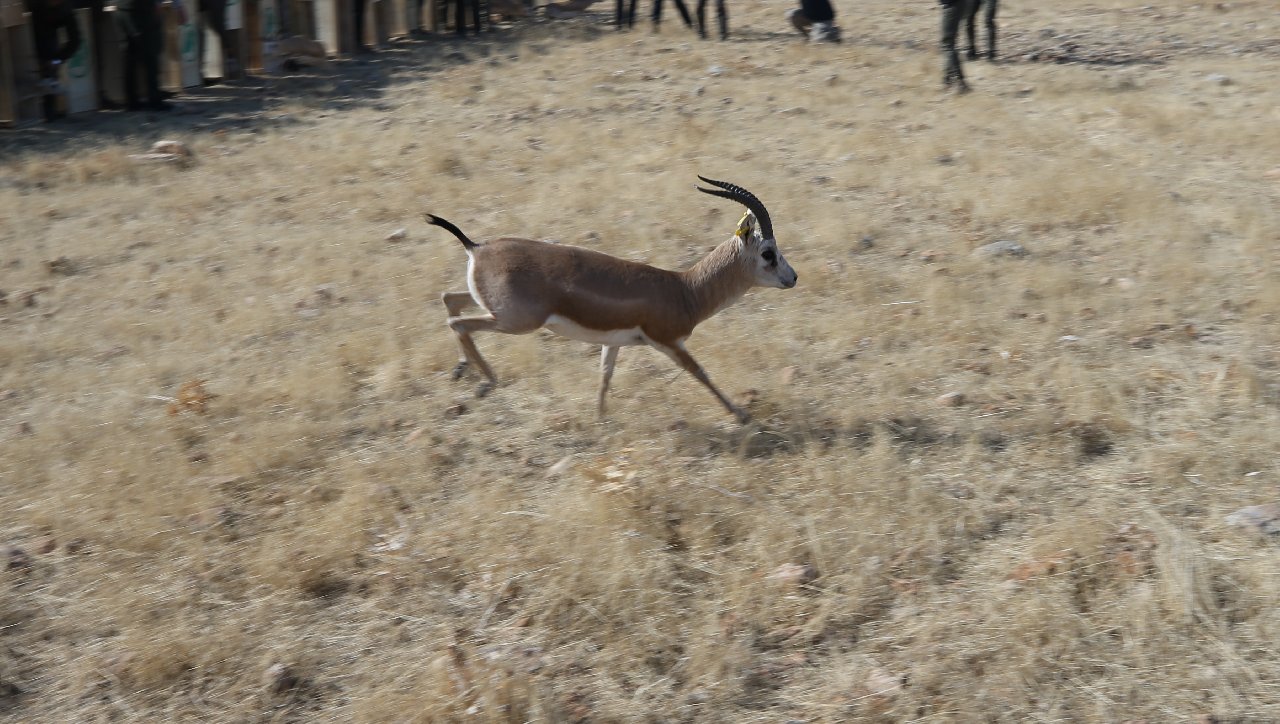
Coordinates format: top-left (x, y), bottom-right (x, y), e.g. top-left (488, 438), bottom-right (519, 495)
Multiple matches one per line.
top-left (3, 0), bottom-right (1280, 720)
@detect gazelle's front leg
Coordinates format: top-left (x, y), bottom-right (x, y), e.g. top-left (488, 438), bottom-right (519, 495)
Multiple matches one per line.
top-left (650, 340), bottom-right (750, 424)
top-left (598, 345), bottom-right (620, 417)
top-left (446, 315), bottom-right (502, 397)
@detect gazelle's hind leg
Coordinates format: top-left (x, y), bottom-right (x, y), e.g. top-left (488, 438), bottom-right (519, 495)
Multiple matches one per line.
top-left (442, 292), bottom-right (479, 378)
top-left (445, 306), bottom-right (546, 398)
top-left (447, 316), bottom-right (504, 397)
top-left (598, 346), bottom-right (620, 417)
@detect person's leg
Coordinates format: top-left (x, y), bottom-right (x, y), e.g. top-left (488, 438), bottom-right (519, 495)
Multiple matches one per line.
top-left (940, 0), bottom-right (970, 92)
top-left (123, 33), bottom-right (141, 108)
top-left (141, 21), bottom-right (164, 106)
top-left (354, 0), bottom-right (369, 47)
top-left (39, 62), bottom-right (59, 121)
top-left (453, 0), bottom-right (466, 34)
top-left (985, 0), bottom-right (997, 59)
top-left (787, 7), bottom-right (810, 37)
top-left (965, 0), bottom-right (979, 59)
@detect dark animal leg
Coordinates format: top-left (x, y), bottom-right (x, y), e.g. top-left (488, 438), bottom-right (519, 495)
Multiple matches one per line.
top-left (716, 0), bottom-right (727, 39)
top-left (696, 0), bottom-right (707, 38)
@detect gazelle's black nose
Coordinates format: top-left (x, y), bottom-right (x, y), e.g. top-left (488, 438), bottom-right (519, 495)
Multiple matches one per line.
top-left (784, 274), bottom-right (798, 289)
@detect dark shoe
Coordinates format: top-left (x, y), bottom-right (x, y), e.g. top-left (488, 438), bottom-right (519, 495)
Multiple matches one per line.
top-left (126, 101), bottom-right (144, 111)
top-left (160, 90), bottom-right (177, 100)
top-left (146, 101), bottom-right (175, 112)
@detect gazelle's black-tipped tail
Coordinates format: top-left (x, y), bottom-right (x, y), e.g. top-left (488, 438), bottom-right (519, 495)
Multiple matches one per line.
top-left (424, 214), bottom-right (479, 251)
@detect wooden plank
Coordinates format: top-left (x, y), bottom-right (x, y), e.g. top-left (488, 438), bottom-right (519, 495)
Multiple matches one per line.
top-left (243, 0), bottom-right (260, 72)
top-left (388, 0), bottom-right (408, 37)
top-left (365, 0), bottom-right (389, 46)
top-left (313, 0), bottom-right (353, 54)
top-left (0, 18), bottom-right (16, 124)
top-left (0, 0), bottom-right (25, 28)
top-left (1, 20), bottom-right (42, 125)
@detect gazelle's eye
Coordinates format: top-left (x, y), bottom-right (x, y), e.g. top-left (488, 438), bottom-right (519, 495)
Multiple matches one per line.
top-left (762, 249), bottom-right (777, 264)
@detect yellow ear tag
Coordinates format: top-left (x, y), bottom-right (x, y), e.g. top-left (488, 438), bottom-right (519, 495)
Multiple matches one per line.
top-left (735, 212), bottom-right (752, 239)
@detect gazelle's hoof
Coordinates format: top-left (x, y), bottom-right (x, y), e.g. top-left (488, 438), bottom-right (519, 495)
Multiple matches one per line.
top-left (475, 381), bottom-right (494, 399)
top-left (451, 361), bottom-right (469, 380)
top-left (732, 407), bottom-right (752, 425)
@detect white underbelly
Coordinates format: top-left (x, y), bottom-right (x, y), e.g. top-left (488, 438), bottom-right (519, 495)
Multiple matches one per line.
top-left (544, 314), bottom-right (648, 347)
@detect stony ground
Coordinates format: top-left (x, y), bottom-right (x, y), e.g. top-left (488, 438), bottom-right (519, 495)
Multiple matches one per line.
top-left (2, 0), bottom-right (1279, 721)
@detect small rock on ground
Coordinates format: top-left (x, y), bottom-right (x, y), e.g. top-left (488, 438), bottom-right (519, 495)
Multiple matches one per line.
top-left (974, 240), bottom-right (1029, 258)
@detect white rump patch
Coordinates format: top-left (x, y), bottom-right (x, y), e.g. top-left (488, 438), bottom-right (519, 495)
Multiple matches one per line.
top-left (465, 256), bottom-right (491, 313)
top-left (544, 314), bottom-right (648, 347)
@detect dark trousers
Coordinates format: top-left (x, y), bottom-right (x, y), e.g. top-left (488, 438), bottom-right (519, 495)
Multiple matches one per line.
top-left (940, 0), bottom-right (974, 88)
top-left (965, 0), bottom-right (997, 59)
top-left (695, 0), bottom-right (726, 39)
top-left (354, 0), bottom-right (366, 44)
top-left (453, 0), bottom-right (481, 35)
top-left (38, 62), bottom-right (60, 121)
top-left (652, 0), bottom-right (693, 27)
top-left (122, 20), bottom-right (162, 106)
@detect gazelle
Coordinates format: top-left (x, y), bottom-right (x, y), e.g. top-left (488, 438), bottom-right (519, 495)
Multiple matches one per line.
top-left (427, 177), bottom-right (797, 423)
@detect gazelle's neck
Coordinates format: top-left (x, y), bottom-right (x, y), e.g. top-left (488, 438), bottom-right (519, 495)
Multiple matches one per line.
top-left (681, 238), bottom-right (754, 324)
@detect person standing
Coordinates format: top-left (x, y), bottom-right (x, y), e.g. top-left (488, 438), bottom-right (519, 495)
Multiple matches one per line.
top-left (25, 0), bottom-right (82, 121)
top-left (114, 0), bottom-right (171, 110)
top-left (940, 0), bottom-right (975, 93)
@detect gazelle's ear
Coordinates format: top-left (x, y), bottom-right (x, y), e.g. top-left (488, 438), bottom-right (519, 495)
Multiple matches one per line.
top-left (735, 211), bottom-right (757, 240)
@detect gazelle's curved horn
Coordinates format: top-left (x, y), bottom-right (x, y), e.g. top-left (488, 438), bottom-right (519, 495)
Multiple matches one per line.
top-left (695, 176), bottom-right (774, 240)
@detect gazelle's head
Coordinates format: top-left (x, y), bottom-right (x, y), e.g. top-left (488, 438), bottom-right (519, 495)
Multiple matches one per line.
top-left (697, 176), bottom-right (798, 290)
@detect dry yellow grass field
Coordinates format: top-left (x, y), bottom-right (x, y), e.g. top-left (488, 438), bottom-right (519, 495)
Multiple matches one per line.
top-left (3, 0), bottom-right (1280, 720)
